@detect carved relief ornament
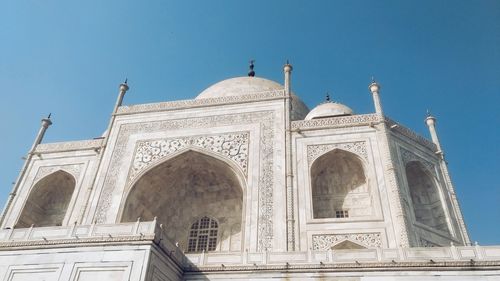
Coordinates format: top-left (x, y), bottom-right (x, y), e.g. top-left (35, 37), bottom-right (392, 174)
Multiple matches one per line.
top-left (312, 233), bottom-right (382, 250)
top-left (400, 147), bottom-right (437, 177)
top-left (129, 132), bottom-right (250, 183)
top-left (307, 141), bottom-right (368, 165)
top-left (33, 164), bottom-right (83, 183)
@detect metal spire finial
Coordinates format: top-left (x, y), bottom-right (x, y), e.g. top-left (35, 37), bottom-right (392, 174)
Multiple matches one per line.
top-left (47, 113), bottom-right (52, 119)
top-left (325, 92), bottom-right (331, 102)
top-left (371, 76), bottom-right (376, 83)
top-left (124, 78), bottom-right (128, 84)
top-left (248, 60), bottom-right (255, 77)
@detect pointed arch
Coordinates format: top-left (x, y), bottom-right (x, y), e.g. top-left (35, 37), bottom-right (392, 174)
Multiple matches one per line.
top-left (310, 149), bottom-right (372, 219)
top-left (16, 170), bottom-right (76, 228)
top-left (121, 149), bottom-right (245, 252)
top-left (405, 161), bottom-right (449, 233)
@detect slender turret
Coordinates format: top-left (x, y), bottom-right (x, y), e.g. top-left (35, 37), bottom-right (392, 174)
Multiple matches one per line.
top-left (79, 80), bottom-right (129, 223)
top-left (369, 79), bottom-right (383, 116)
top-left (425, 113), bottom-right (443, 156)
top-left (284, 61), bottom-right (295, 251)
top-left (0, 115), bottom-right (53, 226)
top-left (425, 112), bottom-right (471, 245)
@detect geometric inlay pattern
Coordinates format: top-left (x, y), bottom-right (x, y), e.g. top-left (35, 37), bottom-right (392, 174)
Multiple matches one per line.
top-left (312, 233), bottom-right (382, 250)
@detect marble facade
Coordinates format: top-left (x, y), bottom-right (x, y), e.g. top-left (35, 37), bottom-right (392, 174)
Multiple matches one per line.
top-left (0, 66), bottom-right (497, 280)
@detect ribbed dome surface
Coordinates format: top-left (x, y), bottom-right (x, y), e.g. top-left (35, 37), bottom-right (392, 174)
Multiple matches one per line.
top-left (305, 101), bottom-right (354, 120)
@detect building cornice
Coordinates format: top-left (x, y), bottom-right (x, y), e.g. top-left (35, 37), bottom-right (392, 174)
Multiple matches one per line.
top-left (116, 89), bottom-right (286, 115)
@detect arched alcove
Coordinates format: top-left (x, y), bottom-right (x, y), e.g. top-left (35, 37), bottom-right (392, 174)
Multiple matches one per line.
top-left (311, 149), bottom-right (371, 219)
top-left (16, 170), bottom-right (76, 228)
top-left (405, 161), bottom-right (448, 233)
top-left (121, 150), bottom-right (244, 252)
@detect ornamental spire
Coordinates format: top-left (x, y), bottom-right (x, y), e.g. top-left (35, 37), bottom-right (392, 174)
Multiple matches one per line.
top-left (248, 60), bottom-right (255, 77)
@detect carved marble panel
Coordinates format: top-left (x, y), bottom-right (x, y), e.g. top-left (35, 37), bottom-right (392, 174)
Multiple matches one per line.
top-left (400, 147), bottom-right (437, 177)
top-left (312, 233), bottom-right (382, 250)
top-left (307, 141), bottom-right (368, 165)
top-left (128, 132), bottom-right (249, 182)
top-left (33, 164), bottom-right (82, 183)
top-left (292, 113), bottom-right (380, 131)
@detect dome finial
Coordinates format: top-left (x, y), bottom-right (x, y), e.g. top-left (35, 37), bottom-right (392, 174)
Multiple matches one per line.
top-left (325, 92), bottom-right (331, 102)
top-left (248, 60), bottom-right (255, 77)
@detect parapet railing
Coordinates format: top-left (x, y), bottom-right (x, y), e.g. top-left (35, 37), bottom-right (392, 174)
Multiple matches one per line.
top-left (0, 220), bottom-right (157, 243)
top-left (1, 221), bottom-right (499, 268)
top-left (184, 244), bottom-right (500, 268)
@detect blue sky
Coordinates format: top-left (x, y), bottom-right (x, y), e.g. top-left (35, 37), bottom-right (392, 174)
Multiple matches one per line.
top-left (0, 1), bottom-right (498, 244)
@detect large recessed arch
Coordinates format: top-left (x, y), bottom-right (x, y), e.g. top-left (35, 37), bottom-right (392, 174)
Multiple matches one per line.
top-left (405, 161), bottom-right (449, 233)
top-left (311, 149), bottom-right (372, 219)
top-left (16, 170), bottom-right (76, 228)
top-left (121, 149), bottom-right (245, 252)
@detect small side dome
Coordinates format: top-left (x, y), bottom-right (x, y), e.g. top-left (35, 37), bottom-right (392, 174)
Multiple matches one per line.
top-left (305, 101), bottom-right (354, 120)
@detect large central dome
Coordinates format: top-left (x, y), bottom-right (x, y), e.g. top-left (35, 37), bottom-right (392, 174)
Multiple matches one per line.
top-left (196, 76), bottom-right (310, 120)
top-left (196, 77), bottom-right (284, 99)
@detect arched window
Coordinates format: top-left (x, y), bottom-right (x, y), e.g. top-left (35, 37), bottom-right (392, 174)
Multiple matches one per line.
top-left (311, 149), bottom-right (371, 219)
top-left (405, 161), bottom-right (449, 233)
top-left (17, 170), bottom-right (75, 228)
top-left (187, 217), bottom-right (218, 252)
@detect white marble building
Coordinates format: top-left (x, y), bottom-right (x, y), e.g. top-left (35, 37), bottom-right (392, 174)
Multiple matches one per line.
top-left (0, 63), bottom-right (499, 280)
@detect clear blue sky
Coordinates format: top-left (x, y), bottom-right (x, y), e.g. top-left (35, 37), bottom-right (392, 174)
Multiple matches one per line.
top-left (0, 1), bottom-right (498, 244)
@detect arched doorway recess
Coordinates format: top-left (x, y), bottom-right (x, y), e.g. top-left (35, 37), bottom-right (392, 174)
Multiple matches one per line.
top-left (311, 149), bottom-right (372, 219)
top-left (405, 161), bottom-right (449, 233)
top-left (122, 150), bottom-right (244, 252)
top-left (17, 170), bottom-right (76, 228)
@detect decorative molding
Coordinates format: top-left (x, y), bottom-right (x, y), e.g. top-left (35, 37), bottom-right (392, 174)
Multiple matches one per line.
top-left (291, 114), bottom-right (380, 131)
top-left (385, 117), bottom-right (437, 151)
top-left (95, 111), bottom-right (275, 251)
top-left (34, 139), bottom-right (103, 154)
top-left (307, 141), bottom-right (368, 165)
top-left (376, 124), bottom-right (411, 247)
top-left (129, 132), bottom-right (250, 182)
top-left (33, 164), bottom-right (83, 183)
top-left (116, 90), bottom-right (286, 115)
top-left (312, 233), bottom-right (382, 250)
top-left (0, 235), bottom-right (156, 249)
top-left (188, 260), bottom-right (500, 272)
top-left (400, 147), bottom-right (437, 177)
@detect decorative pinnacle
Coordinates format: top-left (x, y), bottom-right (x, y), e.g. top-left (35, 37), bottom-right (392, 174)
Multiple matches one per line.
top-left (325, 92), bottom-right (331, 102)
top-left (248, 60), bottom-right (255, 77)
top-left (120, 78), bottom-right (129, 92)
top-left (369, 77), bottom-right (380, 93)
top-left (425, 109), bottom-right (436, 124)
top-left (283, 59), bottom-right (293, 72)
top-left (41, 113), bottom-right (53, 127)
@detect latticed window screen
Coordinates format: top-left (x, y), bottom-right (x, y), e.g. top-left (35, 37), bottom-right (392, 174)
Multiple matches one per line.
top-left (187, 216), bottom-right (218, 252)
top-left (335, 210), bottom-right (349, 218)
